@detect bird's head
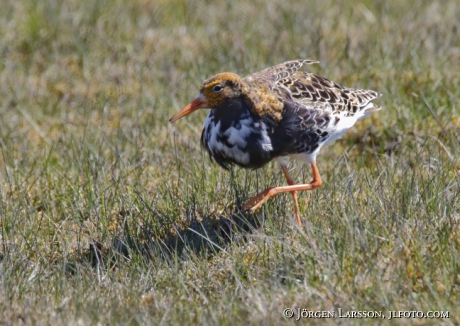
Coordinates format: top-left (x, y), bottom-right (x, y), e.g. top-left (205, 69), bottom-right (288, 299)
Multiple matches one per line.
top-left (169, 73), bottom-right (245, 123)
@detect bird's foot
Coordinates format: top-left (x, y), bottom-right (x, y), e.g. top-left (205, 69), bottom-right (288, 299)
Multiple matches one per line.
top-left (241, 187), bottom-right (278, 212)
top-left (242, 187), bottom-right (304, 227)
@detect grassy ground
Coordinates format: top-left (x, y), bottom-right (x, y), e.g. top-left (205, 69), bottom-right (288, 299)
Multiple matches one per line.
top-left (0, 0), bottom-right (459, 324)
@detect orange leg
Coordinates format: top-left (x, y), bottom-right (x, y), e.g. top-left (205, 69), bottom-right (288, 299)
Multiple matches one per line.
top-left (280, 165), bottom-right (301, 226)
top-left (242, 163), bottom-right (323, 226)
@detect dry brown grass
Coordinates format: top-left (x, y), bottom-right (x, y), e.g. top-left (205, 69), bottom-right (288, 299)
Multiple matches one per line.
top-left (0, 0), bottom-right (459, 324)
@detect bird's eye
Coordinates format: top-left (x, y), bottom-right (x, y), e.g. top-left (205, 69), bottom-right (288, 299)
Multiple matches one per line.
top-left (212, 84), bottom-right (223, 93)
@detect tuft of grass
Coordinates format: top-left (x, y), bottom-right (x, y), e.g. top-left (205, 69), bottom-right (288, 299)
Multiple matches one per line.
top-left (0, 0), bottom-right (459, 324)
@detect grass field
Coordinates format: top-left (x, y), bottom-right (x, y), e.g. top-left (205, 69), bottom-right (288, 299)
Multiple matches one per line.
top-left (0, 0), bottom-right (459, 324)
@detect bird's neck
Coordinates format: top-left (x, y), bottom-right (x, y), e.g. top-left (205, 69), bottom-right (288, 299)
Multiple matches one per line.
top-left (241, 82), bottom-right (284, 122)
top-left (212, 97), bottom-right (251, 126)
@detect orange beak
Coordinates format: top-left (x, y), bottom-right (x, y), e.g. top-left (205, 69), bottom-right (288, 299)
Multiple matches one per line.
top-left (169, 97), bottom-right (208, 123)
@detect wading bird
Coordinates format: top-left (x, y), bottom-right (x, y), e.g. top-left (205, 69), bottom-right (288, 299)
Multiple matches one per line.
top-left (170, 60), bottom-right (381, 226)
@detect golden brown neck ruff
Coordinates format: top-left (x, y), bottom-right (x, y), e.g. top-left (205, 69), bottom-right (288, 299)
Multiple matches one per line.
top-left (243, 79), bottom-right (284, 122)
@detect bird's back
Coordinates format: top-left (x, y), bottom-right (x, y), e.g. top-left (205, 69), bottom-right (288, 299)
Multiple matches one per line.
top-left (245, 60), bottom-right (381, 118)
top-left (243, 60), bottom-right (382, 160)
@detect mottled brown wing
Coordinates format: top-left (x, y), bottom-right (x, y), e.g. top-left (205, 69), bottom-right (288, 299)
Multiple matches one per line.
top-left (278, 71), bottom-right (381, 115)
top-left (243, 59), bottom-right (319, 87)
